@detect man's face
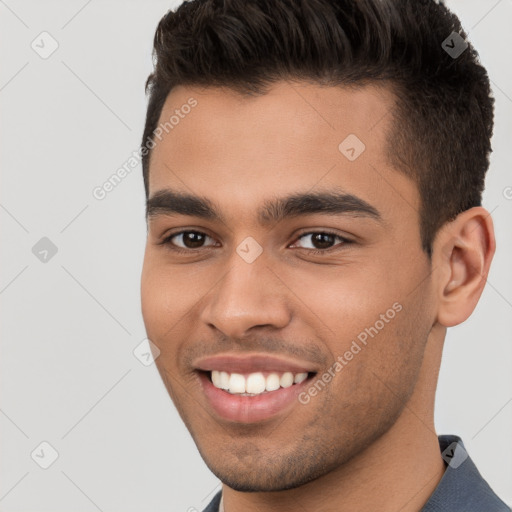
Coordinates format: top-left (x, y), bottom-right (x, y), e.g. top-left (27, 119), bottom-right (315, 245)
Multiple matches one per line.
top-left (141, 81), bottom-right (437, 491)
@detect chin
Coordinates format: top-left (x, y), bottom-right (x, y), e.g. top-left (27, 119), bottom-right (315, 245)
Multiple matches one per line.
top-left (201, 454), bottom-right (340, 493)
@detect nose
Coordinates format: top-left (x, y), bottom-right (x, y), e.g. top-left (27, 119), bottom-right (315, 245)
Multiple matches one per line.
top-left (200, 254), bottom-right (292, 339)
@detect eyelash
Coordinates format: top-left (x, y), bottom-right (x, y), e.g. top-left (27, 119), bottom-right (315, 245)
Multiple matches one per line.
top-left (158, 229), bottom-right (352, 256)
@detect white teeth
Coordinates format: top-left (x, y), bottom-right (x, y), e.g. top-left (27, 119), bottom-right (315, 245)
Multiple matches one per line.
top-left (246, 372), bottom-right (266, 394)
top-left (265, 373), bottom-right (281, 391)
top-left (210, 370), bottom-right (310, 395)
top-left (211, 370), bottom-right (222, 388)
top-left (219, 371), bottom-right (230, 390)
top-left (212, 370), bottom-right (231, 390)
top-left (294, 372), bottom-right (308, 384)
top-left (280, 372), bottom-right (294, 388)
top-left (228, 373), bottom-right (246, 394)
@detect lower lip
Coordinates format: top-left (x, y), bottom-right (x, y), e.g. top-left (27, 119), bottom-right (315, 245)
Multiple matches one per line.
top-left (197, 371), bottom-right (314, 424)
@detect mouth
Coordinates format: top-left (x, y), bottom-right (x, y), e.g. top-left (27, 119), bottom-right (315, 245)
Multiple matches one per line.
top-left (195, 367), bottom-right (318, 424)
top-left (201, 369), bottom-right (316, 396)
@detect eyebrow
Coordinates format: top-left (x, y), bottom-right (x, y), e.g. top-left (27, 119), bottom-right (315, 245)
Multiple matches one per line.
top-left (146, 188), bottom-right (383, 226)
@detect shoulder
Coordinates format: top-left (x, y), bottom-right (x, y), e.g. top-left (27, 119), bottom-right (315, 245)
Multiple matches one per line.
top-left (421, 435), bottom-right (511, 512)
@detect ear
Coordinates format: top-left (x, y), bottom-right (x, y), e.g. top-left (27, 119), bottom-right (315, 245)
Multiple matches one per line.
top-left (432, 207), bottom-right (496, 327)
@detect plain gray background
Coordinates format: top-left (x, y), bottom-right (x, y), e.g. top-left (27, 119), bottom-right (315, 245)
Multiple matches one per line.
top-left (1, 1), bottom-right (511, 510)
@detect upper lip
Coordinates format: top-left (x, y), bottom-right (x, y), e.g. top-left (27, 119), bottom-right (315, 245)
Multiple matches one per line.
top-left (194, 354), bottom-right (319, 374)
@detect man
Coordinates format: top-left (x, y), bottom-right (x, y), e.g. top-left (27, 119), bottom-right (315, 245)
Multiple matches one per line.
top-left (139, 0), bottom-right (510, 510)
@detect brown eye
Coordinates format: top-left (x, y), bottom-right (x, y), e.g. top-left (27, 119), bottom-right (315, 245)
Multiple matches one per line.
top-left (308, 233), bottom-right (336, 249)
top-left (292, 231), bottom-right (351, 252)
top-left (161, 230), bottom-right (216, 250)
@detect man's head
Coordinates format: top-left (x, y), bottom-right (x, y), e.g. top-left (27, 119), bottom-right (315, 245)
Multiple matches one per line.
top-left (141, 0), bottom-right (494, 258)
top-left (140, 0), bottom-right (495, 494)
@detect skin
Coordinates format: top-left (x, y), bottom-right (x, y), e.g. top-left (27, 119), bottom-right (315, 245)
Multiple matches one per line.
top-left (140, 81), bottom-right (495, 512)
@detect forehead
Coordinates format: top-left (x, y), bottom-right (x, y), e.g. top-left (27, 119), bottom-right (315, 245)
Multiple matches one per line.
top-left (148, 81), bottom-right (419, 225)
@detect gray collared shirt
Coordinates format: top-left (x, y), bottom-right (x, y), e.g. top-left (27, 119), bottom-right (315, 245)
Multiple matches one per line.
top-left (202, 435), bottom-right (510, 511)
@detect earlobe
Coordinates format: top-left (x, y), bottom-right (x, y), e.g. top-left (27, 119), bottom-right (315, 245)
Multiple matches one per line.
top-left (433, 207), bottom-right (496, 328)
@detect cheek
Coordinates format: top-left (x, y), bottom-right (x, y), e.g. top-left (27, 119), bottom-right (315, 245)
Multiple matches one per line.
top-left (298, 261), bottom-right (430, 382)
top-left (141, 254), bottom-right (200, 325)
top-left (339, 281), bottom-right (433, 406)
top-left (140, 256), bottom-right (166, 331)
top-left (140, 254), bottom-right (221, 365)
top-left (140, 254), bottom-right (183, 349)
top-left (322, 303), bottom-right (429, 436)
top-left (291, 262), bottom-right (404, 336)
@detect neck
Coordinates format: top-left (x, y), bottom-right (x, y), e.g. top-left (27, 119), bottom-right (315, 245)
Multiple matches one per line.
top-left (222, 327), bottom-right (447, 512)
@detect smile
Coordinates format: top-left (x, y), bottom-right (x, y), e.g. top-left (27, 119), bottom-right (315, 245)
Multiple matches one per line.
top-left (210, 370), bottom-right (309, 395)
top-left (193, 353), bottom-right (320, 422)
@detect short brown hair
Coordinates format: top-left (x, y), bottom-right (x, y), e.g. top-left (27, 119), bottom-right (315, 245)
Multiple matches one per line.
top-left (141, 0), bottom-right (494, 257)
